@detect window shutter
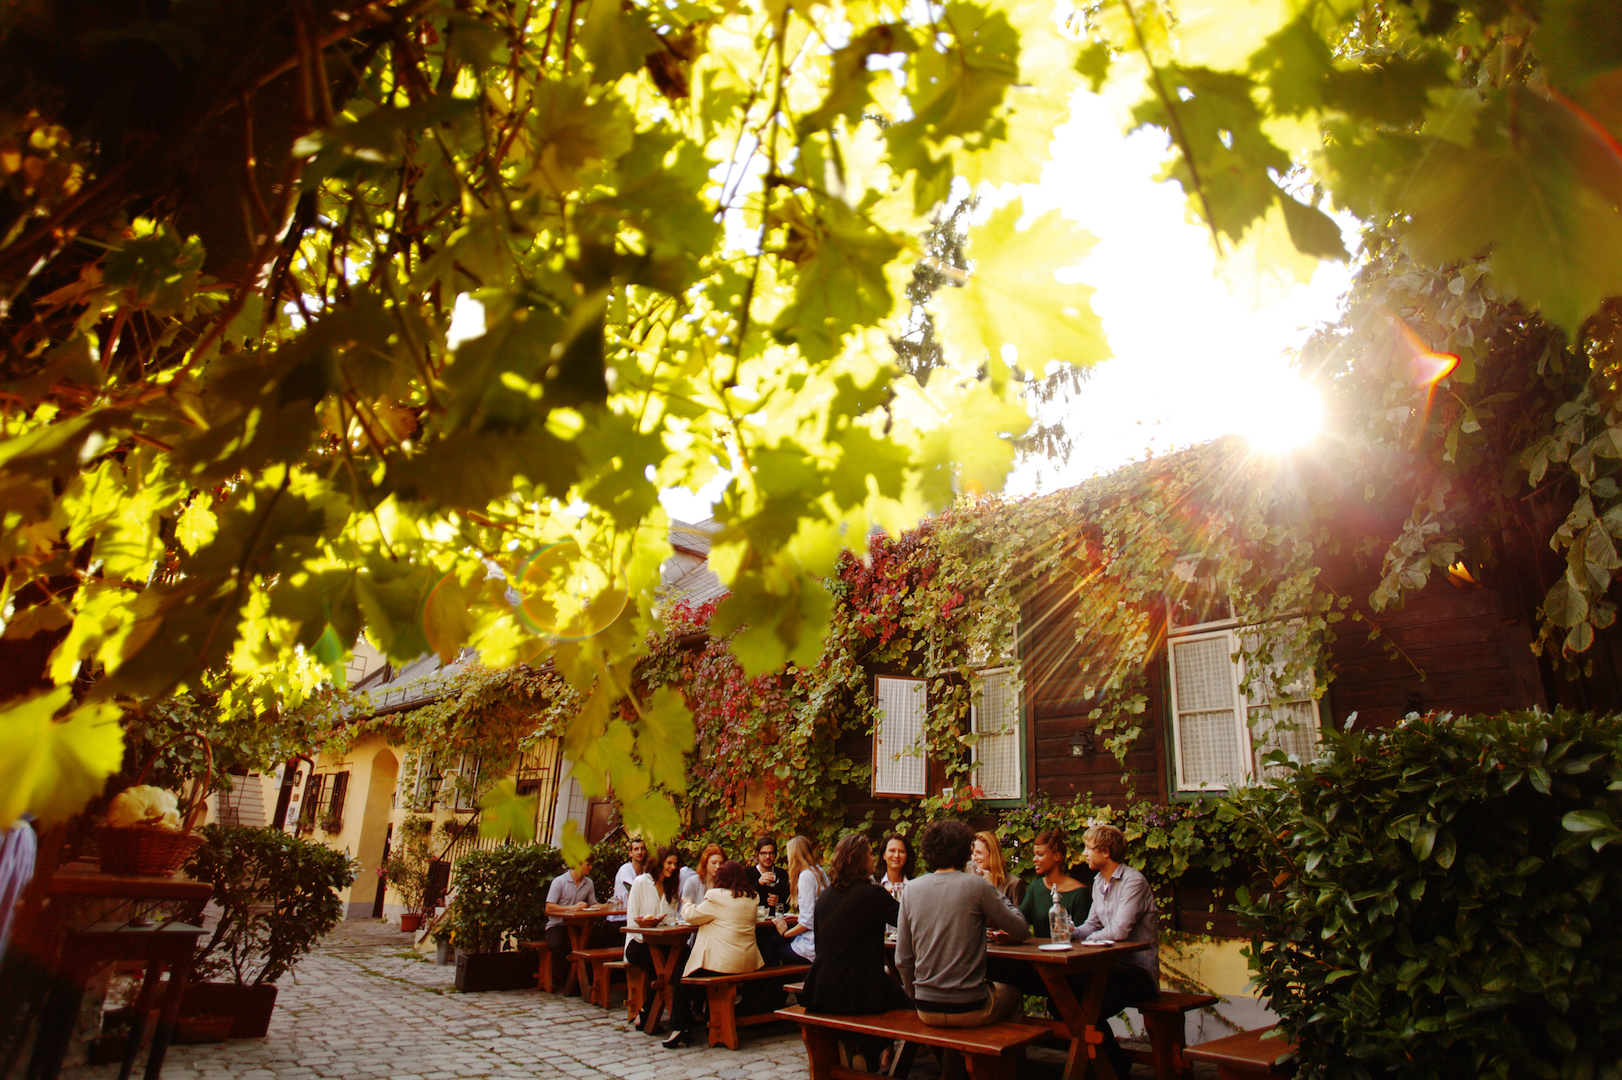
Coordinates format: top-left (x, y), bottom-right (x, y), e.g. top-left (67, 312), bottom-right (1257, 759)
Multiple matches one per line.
top-left (326, 771), bottom-right (350, 825)
top-left (873, 676), bottom-right (927, 796)
top-left (1171, 635), bottom-right (1245, 789)
top-left (971, 668), bottom-right (1022, 800)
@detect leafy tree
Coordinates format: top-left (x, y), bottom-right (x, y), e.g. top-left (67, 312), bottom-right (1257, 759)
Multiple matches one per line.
top-left (1, 0), bottom-right (1620, 851)
top-left (893, 198), bottom-right (1092, 465)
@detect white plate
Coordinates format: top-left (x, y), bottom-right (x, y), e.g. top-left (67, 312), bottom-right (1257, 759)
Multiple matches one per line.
top-left (1037, 942), bottom-right (1073, 952)
top-left (1079, 939), bottom-right (1116, 946)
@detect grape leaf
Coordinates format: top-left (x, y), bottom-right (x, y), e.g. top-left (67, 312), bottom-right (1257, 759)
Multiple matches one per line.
top-left (931, 199), bottom-right (1109, 375)
top-left (0, 688), bottom-right (125, 827)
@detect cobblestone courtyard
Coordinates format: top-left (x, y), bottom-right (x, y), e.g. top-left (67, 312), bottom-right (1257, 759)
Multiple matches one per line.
top-left (59, 921), bottom-right (1186, 1080)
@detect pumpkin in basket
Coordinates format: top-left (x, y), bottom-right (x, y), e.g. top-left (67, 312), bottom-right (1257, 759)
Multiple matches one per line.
top-left (106, 785), bottom-right (182, 830)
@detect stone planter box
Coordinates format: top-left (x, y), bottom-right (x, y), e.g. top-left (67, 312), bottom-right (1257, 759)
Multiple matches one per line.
top-left (454, 948), bottom-right (538, 992)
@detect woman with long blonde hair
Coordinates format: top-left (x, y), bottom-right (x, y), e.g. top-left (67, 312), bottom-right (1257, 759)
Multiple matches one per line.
top-left (972, 830), bottom-right (1023, 905)
top-left (768, 835), bottom-right (827, 963)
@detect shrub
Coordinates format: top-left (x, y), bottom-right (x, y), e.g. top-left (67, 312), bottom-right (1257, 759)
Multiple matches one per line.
top-left (185, 825), bottom-right (358, 986)
top-left (997, 792), bottom-right (1257, 915)
top-left (1227, 708), bottom-right (1622, 1079)
top-left (442, 844), bottom-right (567, 953)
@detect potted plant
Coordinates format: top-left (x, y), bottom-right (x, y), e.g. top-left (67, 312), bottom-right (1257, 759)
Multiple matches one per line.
top-left (442, 844), bottom-right (564, 991)
top-left (180, 825), bottom-right (357, 1036)
top-left (383, 816), bottom-right (435, 933)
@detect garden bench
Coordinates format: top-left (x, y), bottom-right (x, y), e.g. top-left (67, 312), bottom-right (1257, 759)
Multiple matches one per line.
top-left (1125, 991), bottom-right (1220, 1078)
top-left (776, 1004), bottom-right (1048, 1080)
top-left (569, 946), bottom-right (626, 1008)
top-left (682, 963), bottom-right (811, 1048)
top-left (517, 940), bottom-right (554, 993)
top-left (1183, 1025), bottom-right (1297, 1079)
top-left (603, 960), bottom-right (648, 1023)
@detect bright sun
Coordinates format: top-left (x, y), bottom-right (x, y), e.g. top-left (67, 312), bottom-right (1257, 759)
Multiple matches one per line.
top-left (1241, 378), bottom-right (1324, 451)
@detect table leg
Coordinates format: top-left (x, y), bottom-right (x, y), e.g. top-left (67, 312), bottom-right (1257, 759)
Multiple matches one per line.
top-left (642, 943), bottom-right (683, 1034)
top-left (118, 961), bottom-right (163, 1080)
top-left (564, 925), bottom-right (589, 997)
top-left (1036, 965), bottom-right (1117, 1080)
top-left (144, 958), bottom-right (193, 1080)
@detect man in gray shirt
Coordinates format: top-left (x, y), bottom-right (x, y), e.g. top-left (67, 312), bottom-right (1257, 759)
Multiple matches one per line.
top-left (543, 857), bottom-right (597, 992)
top-left (1069, 824), bottom-right (1160, 1078)
top-left (894, 819), bottom-right (1030, 1036)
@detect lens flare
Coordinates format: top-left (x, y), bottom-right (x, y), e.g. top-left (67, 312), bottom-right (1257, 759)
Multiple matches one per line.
top-left (1384, 309), bottom-right (1459, 446)
top-left (515, 541), bottom-right (627, 641)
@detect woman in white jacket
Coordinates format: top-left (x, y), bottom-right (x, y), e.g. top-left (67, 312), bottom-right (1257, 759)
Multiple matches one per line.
top-left (624, 846), bottom-right (682, 1031)
top-left (661, 860), bottom-right (765, 1048)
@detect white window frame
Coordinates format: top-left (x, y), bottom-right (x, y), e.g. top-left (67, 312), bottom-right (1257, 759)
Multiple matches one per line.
top-left (873, 676), bottom-right (928, 797)
top-left (450, 752), bottom-right (483, 811)
top-left (1168, 621), bottom-right (1322, 793)
top-left (970, 666), bottom-right (1023, 801)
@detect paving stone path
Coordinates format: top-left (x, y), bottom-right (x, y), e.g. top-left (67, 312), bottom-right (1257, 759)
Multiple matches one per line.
top-left (56, 921), bottom-right (859, 1080)
top-left (61, 920), bottom-right (1170, 1080)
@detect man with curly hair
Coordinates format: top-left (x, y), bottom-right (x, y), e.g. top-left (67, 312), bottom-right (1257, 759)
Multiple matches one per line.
top-left (894, 819), bottom-right (1029, 1051)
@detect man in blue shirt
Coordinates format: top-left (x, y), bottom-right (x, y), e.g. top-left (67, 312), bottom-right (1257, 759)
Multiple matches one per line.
top-left (1070, 824), bottom-right (1160, 1078)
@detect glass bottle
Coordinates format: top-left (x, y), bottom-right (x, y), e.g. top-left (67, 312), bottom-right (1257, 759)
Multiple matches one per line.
top-left (1048, 886), bottom-right (1072, 941)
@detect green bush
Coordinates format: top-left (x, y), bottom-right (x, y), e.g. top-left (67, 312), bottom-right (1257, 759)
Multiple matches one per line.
top-left (442, 844), bottom-right (567, 953)
top-left (438, 835), bottom-right (634, 952)
top-left (1227, 708), bottom-right (1622, 1080)
top-left (185, 825), bottom-right (358, 986)
top-left (997, 792), bottom-right (1257, 905)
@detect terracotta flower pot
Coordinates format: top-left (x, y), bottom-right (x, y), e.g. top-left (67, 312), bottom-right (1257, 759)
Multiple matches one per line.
top-left (400, 913), bottom-right (424, 933)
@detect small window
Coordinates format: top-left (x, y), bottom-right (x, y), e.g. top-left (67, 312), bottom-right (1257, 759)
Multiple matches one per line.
top-left (970, 667), bottom-right (1023, 801)
top-left (451, 752), bottom-right (483, 811)
top-left (297, 773), bottom-right (326, 835)
top-left (873, 676), bottom-right (928, 797)
top-left (322, 772), bottom-right (350, 831)
top-left (1168, 623), bottom-right (1321, 792)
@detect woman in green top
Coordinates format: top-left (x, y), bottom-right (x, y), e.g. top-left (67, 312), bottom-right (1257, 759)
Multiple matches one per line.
top-left (993, 830), bottom-right (1091, 996)
top-left (1017, 829), bottom-right (1089, 935)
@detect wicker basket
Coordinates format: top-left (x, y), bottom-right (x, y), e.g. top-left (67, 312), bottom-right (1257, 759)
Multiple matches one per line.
top-left (98, 732), bottom-right (212, 877)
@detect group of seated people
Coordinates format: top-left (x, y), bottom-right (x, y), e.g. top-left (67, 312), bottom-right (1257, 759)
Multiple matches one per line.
top-left (542, 821), bottom-right (1159, 1076)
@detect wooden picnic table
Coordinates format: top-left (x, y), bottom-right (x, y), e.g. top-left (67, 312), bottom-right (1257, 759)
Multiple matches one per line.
top-left (620, 923), bottom-right (696, 1033)
top-left (984, 937), bottom-right (1151, 1080)
top-left (881, 936), bottom-right (1147, 1079)
top-left (556, 905), bottom-right (615, 997)
top-left (619, 917), bottom-right (798, 1033)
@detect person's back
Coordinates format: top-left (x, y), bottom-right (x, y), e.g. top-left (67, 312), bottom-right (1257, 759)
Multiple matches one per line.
top-left (894, 820), bottom-right (1029, 1032)
top-left (802, 860), bottom-right (907, 1015)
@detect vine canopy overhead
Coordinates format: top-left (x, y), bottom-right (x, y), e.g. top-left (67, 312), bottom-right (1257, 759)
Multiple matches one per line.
top-left (2, 0), bottom-right (1620, 843)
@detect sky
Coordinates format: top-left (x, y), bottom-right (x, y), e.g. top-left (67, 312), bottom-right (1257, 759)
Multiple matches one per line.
top-left (659, 86), bottom-right (1356, 522)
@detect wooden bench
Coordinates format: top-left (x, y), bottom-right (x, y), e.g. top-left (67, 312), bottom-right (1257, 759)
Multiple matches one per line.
top-left (569, 947), bottom-right (626, 1008)
top-left (776, 1004), bottom-right (1049, 1080)
top-left (1124, 991), bottom-right (1220, 1079)
top-left (682, 964), bottom-right (811, 1049)
top-left (517, 940), bottom-right (555, 993)
top-left (603, 960), bottom-right (648, 1023)
top-left (1183, 1025), bottom-right (1297, 1079)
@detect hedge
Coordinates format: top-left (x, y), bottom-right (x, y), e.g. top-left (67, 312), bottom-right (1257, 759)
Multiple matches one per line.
top-left (1228, 708), bottom-right (1622, 1079)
